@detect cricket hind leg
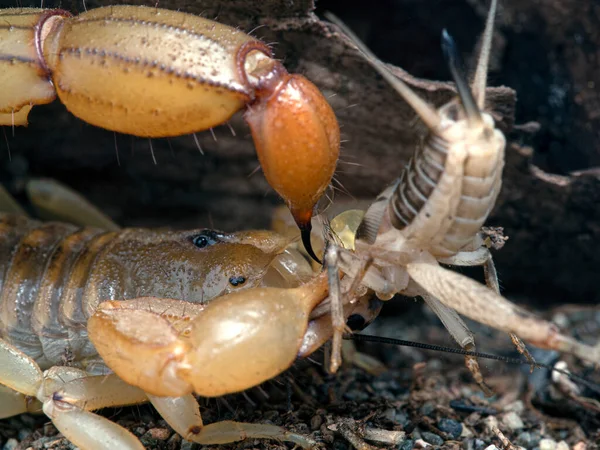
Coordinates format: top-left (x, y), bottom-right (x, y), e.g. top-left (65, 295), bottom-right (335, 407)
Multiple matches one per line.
top-left (439, 245), bottom-right (536, 368)
top-left (419, 291), bottom-right (493, 396)
top-left (405, 258), bottom-right (600, 365)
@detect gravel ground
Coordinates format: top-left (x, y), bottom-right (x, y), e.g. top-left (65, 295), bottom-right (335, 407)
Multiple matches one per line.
top-left (1, 302), bottom-right (598, 450)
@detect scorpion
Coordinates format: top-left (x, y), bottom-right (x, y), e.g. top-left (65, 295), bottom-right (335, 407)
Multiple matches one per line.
top-left (0, 3), bottom-right (340, 260)
top-left (0, 0), bottom-right (599, 449)
top-left (0, 177), bottom-right (379, 449)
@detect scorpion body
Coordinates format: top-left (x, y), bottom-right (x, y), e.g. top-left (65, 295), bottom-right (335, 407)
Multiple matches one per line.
top-left (0, 207), bottom-right (346, 449)
top-left (0, 213), bottom-right (309, 371)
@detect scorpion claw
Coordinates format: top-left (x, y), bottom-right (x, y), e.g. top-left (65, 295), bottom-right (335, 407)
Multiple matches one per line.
top-left (88, 273), bottom-right (329, 398)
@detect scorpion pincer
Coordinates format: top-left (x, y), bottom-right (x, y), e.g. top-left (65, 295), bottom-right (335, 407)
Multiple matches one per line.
top-left (0, 211), bottom-right (355, 449)
top-left (0, 5), bottom-right (340, 259)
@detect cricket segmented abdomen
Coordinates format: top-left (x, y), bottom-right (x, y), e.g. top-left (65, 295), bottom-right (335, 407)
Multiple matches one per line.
top-left (388, 127), bottom-right (505, 259)
top-left (389, 134), bottom-right (448, 229)
top-left (432, 148), bottom-right (504, 257)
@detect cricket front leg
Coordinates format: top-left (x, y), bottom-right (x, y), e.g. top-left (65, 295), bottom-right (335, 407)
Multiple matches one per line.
top-left (324, 244), bottom-right (349, 374)
top-left (406, 260), bottom-right (600, 365)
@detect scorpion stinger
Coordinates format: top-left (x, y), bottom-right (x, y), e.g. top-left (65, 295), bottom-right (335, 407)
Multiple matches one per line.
top-left (301, 224), bottom-right (322, 264)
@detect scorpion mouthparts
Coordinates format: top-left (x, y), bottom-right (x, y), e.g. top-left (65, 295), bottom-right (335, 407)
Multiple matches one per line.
top-left (300, 225), bottom-right (322, 265)
top-left (441, 29), bottom-right (482, 125)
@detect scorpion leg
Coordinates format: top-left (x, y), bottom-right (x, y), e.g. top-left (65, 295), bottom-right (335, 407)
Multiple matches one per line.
top-left (0, 338), bottom-right (43, 397)
top-left (439, 246), bottom-right (537, 369)
top-left (148, 394), bottom-right (317, 448)
top-left (0, 185), bottom-right (29, 217)
top-left (0, 384), bottom-right (42, 418)
top-left (25, 179), bottom-right (120, 231)
top-left (0, 338), bottom-right (149, 449)
top-left (40, 367), bottom-right (147, 450)
top-left (406, 260), bottom-right (600, 365)
top-left (0, 338), bottom-right (43, 418)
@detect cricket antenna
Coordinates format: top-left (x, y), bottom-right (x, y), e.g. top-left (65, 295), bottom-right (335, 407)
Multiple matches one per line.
top-left (441, 29), bottom-right (482, 125)
top-left (346, 333), bottom-right (600, 395)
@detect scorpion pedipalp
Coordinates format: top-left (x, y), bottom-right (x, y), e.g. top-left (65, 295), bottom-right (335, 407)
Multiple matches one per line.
top-left (87, 271), bottom-right (329, 398)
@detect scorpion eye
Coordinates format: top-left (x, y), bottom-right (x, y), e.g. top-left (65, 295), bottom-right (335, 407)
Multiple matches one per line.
top-left (229, 276), bottom-right (246, 287)
top-left (191, 230), bottom-right (221, 249)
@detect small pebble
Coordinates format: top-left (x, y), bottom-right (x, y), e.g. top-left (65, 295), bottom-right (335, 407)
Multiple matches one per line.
top-left (421, 431), bottom-right (444, 446)
top-left (437, 418), bottom-right (462, 439)
top-left (2, 439), bottom-right (18, 450)
top-left (310, 415), bottom-right (323, 431)
top-left (167, 434), bottom-right (181, 447)
top-left (17, 429), bottom-right (31, 441)
top-left (398, 439), bottom-right (414, 450)
top-left (483, 416), bottom-right (498, 432)
top-left (503, 400), bottom-right (525, 413)
top-left (484, 446), bottom-right (500, 450)
top-left (396, 411), bottom-right (411, 428)
top-left (540, 439), bottom-right (557, 450)
top-left (474, 439), bottom-right (487, 450)
top-left (414, 439), bottom-right (431, 448)
top-left (461, 424), bottom-right (474, 438)
top-left (344, 389), bottom-right (369, 402)
top-left (501, 411), bottom-right (525, 430)
top-left (419, 402), bottom-right (435, 416)
top-left (556, 442), bottom-right (570, 450)
top-left (516, 431), bottom-right (541, 448)
top-left (410, 429), bottom-right (422, 441)
top-left (180, 441), bottom-right (194, 450)
top-left (146, 428), bottom-right (170, 441)
top-left (383, 408), bottom-right (397, 422)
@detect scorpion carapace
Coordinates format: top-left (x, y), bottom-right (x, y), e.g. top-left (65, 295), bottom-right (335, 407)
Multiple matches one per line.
top-left (0, 6), bottom-right (340, 259)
